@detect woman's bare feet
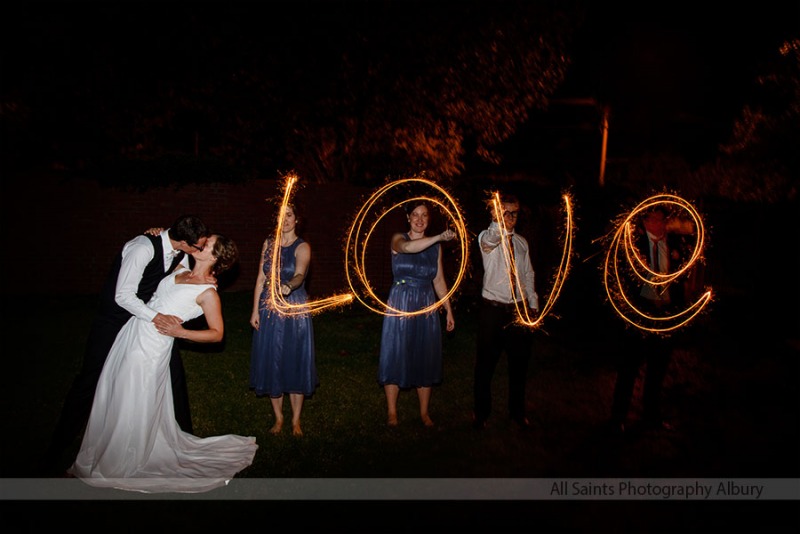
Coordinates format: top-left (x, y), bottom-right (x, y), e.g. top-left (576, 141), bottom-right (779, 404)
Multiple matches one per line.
top-left (292, 422), bottom-right (303, 436)
top-left (387, 413), bottom-right (398, 426)
top-left (421, 414), bottom-right (434, 427)
top-left (269, 417), bottom-right (284, 434)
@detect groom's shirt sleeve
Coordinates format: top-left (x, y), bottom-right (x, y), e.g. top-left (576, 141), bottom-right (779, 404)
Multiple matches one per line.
top-left (115, 235), bottom-right (158, 322)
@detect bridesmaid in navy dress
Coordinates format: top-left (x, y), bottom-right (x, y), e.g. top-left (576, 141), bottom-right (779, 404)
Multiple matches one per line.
top-left (378, 200), bottom-right (456, 427)
top-left (250, 203), bottom-right (317, 437)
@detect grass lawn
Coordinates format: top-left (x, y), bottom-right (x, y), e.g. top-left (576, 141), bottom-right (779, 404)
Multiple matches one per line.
top-left (4, 282), bottom-right (798, 480)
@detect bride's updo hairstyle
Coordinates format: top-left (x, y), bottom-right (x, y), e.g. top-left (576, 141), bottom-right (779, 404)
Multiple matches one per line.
top-left (210, 234), bottom-right (239, 276)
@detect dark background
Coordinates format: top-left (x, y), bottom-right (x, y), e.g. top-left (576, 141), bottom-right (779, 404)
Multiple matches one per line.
top-left (3, 1), bottom-right (798, 178)
top-left (2, 1), bottom-right (798, 532)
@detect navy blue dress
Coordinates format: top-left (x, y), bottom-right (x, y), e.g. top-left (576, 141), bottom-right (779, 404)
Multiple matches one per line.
top-left (378, 235), bottom-right (443, 388)
top-left (250, 238), bottom-right (318, 397)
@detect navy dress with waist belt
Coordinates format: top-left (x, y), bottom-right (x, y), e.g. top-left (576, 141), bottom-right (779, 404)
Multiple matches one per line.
top-left (378, 235), bottom-right (443, 388)
top-left (250, 238), bottom-right (317, 397)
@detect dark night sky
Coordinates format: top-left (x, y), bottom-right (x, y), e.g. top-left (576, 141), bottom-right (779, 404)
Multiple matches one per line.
top-left (3, 1), bottom-right (799, 171)
top-left (572, 3), bottom-right (798, 112)
top-left (553, 2), bottom-right (800, 162)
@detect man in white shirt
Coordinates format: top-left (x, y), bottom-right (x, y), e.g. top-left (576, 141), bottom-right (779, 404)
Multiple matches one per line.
top-left (473, 193), bottom-right (539, 431)
top-left (42, 214), bottom-right (209, 475)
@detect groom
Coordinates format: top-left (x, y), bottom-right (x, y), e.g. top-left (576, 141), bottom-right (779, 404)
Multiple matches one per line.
top-left (41, 214), bottom-right (210, 476)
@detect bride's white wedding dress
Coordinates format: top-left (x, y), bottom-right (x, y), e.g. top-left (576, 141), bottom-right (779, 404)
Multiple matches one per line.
top-left (69, 269), bottom-right (257, 493)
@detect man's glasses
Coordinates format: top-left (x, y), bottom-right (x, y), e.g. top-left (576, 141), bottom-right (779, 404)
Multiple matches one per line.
top-left (503, 211), bottom-right (520, 219)
top-left (189, 242), bottom-right (205, 251)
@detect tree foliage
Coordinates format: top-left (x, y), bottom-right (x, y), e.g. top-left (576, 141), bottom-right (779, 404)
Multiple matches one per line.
top-left (289, 2), bottom-right (575, 181)
top-left (283, 1), bottom-right (577, 183)
top-left (703, 38), bottom-right (800, 203)
top-left (1, 1), bottom-right (580, 187)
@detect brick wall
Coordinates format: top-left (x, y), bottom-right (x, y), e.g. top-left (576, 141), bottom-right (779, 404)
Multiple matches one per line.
top-left (1, 172), bottom-right (457, 301)
top-left (8, 170), bottom-right (683, 318)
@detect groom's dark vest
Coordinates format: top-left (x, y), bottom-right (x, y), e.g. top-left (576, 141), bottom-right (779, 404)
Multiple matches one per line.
top-left (97, 234), bottom-right (185, 326)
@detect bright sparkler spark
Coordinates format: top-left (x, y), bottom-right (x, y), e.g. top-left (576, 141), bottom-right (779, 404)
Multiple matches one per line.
top-left (603, 193), bottom-right (712, 333)
top-left (345, 176), bottom-right (469, 316)
top-left (492, 192), bottom-right (575, 328)
top-left (267, 172), bottom-right (353, 316)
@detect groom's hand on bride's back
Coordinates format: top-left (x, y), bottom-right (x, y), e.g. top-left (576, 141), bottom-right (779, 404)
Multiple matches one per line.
top-left (153, 313), bottom-right (183, 334)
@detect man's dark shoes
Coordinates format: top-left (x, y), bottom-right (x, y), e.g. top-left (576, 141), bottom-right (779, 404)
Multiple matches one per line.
top-left (37, 458), bottom-right (67, 478)
top-left (603, 419), bottom-right (626, 438)
top-left (511, 415), bottom-right (531, 430)
top-left (472, 416), bottom-right (488, 431)
top-left (640, 417), bottom-right (676, 432)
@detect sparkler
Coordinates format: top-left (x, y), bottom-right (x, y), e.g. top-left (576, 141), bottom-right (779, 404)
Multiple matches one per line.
top-left (345, 176), bottom-right (469, 316)
top-left (602, 193), bottom-right (712, 333)
top-left (492, 191), bottom-right (575, 328)
top-left (266, 172), bottom-right (353, 316)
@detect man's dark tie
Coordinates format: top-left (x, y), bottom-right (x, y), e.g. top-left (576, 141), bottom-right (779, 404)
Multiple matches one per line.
top-left (651, 239), bottom-right (659, 271)
top-left (508, 234), bottom-right (517, 298)
top-left (651, 237), bottom-right (667, 273)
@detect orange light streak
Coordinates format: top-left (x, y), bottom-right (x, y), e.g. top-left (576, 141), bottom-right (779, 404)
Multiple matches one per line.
top-left (492, 192), bottom-right (575, 328)
top-left (266, 172), bottom-right (353, 316)
top-left (345, 176), bottom-right (469, 316)
top-left (602, 193), bottom-right (712, 333)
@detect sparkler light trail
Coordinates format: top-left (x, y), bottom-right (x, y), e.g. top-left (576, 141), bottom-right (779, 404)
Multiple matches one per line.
top-left (492, 191), bottom-right (575, 328)
top-left (345, 176), bottom-right (469, 316)
top-left (266, 172), bottom-right (353, 316)
top-left (602, 193), bottom-right (712, 333)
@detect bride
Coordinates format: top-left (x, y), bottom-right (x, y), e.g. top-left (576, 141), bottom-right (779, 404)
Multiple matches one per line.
top-left (69, 234), bottom-right (257, 493)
